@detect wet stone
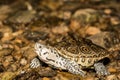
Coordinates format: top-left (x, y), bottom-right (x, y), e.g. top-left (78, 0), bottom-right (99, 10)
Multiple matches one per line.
top-left (0, 32), bottom-right (3, 39)
top-left (13, 70), bottom-right (41, 80)
top-left (34, 67), bottom-right (57, 77)
top-left (7, 64), bottom-right (18, 72)
top-left (0, 65), bottom-right (5, 72)
top-left (13, 52), bottom-right (22, 61)
top-left (20, 58), bottom-right (27, 66)
top-left (6, 10), bottom-right (37, 24)
top-left (72, 8), bottom-right (99, 24)
top-left (106, 74), bottom-right (119, 80)
top-left (0, 48), bottom-right (12, 57)
top-left (23, 30), bottom-right (48, 41)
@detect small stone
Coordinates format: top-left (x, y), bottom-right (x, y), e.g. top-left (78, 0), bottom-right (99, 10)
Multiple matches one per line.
top-left (104, 9), bottom-right (112, 14)
top-left (43, 77), bottom-right (50, 80)
top-left (70, 20), bottom-right (81, 32)
top-left (63, 11), bottom-right (71, 20)
top-left (117, 73), bottom-right (120, 79)
top-left (106, 74), bottom-right (118, 80)
top-left (3, 61), bottom-right (10, 68)
top-left (5, 56), bottom-right (14, 62)
top-left (85, 77), bottom-right (94, 80)
top-left (10, 64), bottom-right (17, 71)
top-left (3, 56), bottom-right (14, 67)
top-left (86, 27), bottom-right (101, 35)
top-left (0, 65), bottom-right (5, 72)
top-left (51, 26), bottom-right (69, 34)
top-left (110, 17), bottom-right (120, 25)
top-left (108, 67), bottom-right (117, 73)
top-left (72, 8), bottom-right (98, 24)
top-left (13, 52), bottom-right (22, 61)
top-left (34, 67), bottom-right (57, 77)
top-left (20, 58), bottom-right (27, 66)
top-left (23, 45), bottom-right (36, 60)
top-left (1, 72), bottom-right (16, 80)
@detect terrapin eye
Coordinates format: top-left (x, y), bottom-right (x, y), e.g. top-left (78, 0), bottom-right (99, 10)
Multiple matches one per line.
top-left (39, 46), bottom-right (41, 48)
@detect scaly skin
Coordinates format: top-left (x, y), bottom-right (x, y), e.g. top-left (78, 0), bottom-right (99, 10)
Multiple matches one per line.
top-left (32, 42), bottom-right (86, 76)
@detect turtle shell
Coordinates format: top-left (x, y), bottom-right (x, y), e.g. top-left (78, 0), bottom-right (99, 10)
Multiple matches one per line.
top-left (50, 33), bottom-right (110, 68)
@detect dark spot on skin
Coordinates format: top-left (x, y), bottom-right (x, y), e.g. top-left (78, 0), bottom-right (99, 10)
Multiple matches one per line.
top-left (39, 46), bottom-right (41, 48)
top-left (51, 49), bottom-right (53, 53)
top-left (81, 58), bottom-right (85, 63)
top-left (59, 62), bottom-right (62, 66)
top-left (88, 59), bottom-right (91, 63)
top-left (56, 54), bottom-right (59, 57)
top-left (46, 57), bottom-right (55, 62)
top-left (74, 58), bottom-right (78, 62)
top-left (43, 52), bottom-right (49, 55)
top-left (56, 61), bottom-right (58, 64)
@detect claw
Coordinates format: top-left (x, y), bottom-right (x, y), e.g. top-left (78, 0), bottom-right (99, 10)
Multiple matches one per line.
top-left (30, 58), bottom-right (41, 68)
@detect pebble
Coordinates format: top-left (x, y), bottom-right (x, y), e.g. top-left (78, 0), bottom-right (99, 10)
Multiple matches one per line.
top-left (3, 56), bottom-right (14, 67)
top-left (5, 56), bottom-right (14, 62)
top-left (108, 67), bottom-right (117, 73)
top-left (110, 17), bottom-right (120, 25)
top-left (35, 67), bottom-right (57, 77)
top-left (43, 77), bottom-right (50, 80)
top-left (0, 49), bottom-right (13, 57)
top-left (20, 58), bottom-right (27, 66)
top-left (72, 8), bottom-right (98, 24)
top-left (3, 61), bottom-right (10, 68)
top-left (86, 27), bottom-right (101, 35)
top-left (10, 64), bottom-right (18, 71)
top-left (106, 74), bottom-right (119, 80)
top-left (1, 72), bottom-right (16, 80)
top-left (51, 26), bottom-right (69, 34)
top-left (104, 9), bottom-right (112, 14)
top-left (0, 65), bottom-right (5, 72)
top-left (7, 10), bottom-right (36, 24)
top-left (13, 52), bottom-right (22, 61)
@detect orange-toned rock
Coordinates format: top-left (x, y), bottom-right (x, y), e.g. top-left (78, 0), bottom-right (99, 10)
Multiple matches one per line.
top-left (86, 27), bottom-right (101, 35)
top-left (43, 77), bottom-right (50, 80)
top-left (106, 74), bottom-right (118, 80)
top-left (108, 67), bottom-right (117, 73)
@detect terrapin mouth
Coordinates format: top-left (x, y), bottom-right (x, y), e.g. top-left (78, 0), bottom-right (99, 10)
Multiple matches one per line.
top-left (35, 42), bottom-right (39, 50)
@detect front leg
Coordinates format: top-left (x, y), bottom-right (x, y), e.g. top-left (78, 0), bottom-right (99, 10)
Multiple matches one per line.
top-left (94, 62), bottom-right (110, 76)
top-left (65, 60), bottom-right (86, 77)
top-left (30, 57), bottom-right (41, 68)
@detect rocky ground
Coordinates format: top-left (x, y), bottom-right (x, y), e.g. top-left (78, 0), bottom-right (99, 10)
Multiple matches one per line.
top-left (0, 0), bottom-right (120, 80)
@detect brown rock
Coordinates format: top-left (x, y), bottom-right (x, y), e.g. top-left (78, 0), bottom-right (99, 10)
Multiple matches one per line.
top-left (13, 51), bottom-right (22, 61)
top-left (108, 67), bottom-right (117, 73)
top-left (51, 26), bottom-right (69, 34)
top-left (20, 58), bottom-right (27, 66)
top-left (106, 74), bottom-right (119, 80)
top-left (86, 27), bottom-right (101, 35)
top-left (3, 61), bottom-right (10, 68)
top-left (35, 67), bottom-right (57, 77)
top-left (43, 77), bottom-right (50, 80)
top-left (1, 72), bottom-right (17, 80)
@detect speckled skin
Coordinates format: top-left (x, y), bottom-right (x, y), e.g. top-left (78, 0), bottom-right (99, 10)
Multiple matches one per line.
top-left (30, 34), bottom-right (111, 76)
top-left (31, 43), bottom-right (86, 76)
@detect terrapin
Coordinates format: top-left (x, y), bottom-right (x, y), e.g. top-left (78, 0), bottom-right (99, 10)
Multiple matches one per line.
top-left (30, 33), bottom-right (111, 76)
